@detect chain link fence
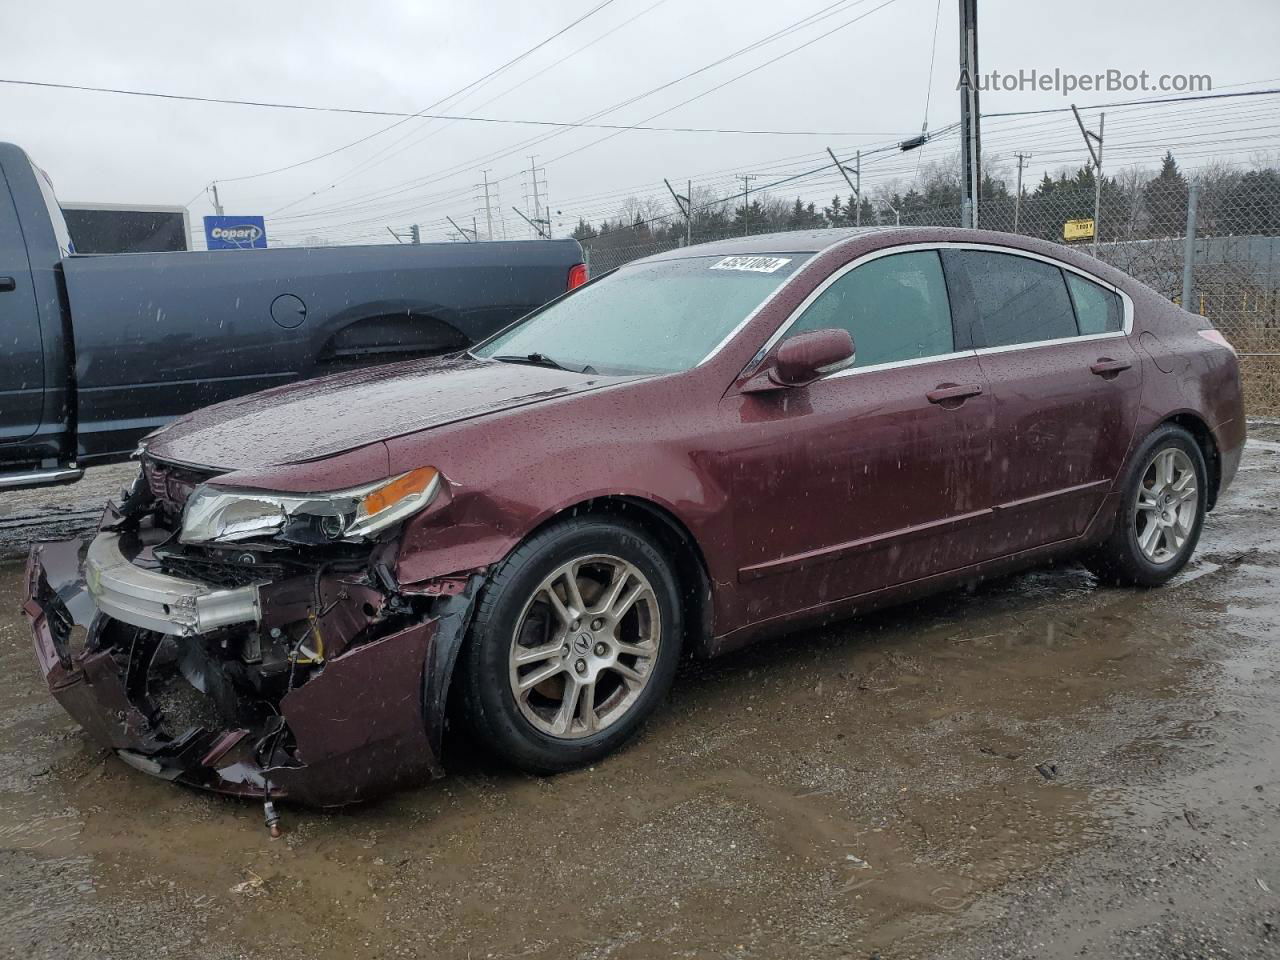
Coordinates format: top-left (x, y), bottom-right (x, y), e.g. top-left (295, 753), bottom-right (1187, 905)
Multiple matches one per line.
top-left (582, 170), bottom-right (1280, 415)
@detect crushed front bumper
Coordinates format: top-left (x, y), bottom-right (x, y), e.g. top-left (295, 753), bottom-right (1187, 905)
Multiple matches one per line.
top-left (85, 531), bottom-right (259, 636)
top-left (24, 535), bottom-right (477, 807)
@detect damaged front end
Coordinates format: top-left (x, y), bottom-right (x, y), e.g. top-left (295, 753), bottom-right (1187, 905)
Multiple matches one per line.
top-left (23, 459), bottom-right (482, 808)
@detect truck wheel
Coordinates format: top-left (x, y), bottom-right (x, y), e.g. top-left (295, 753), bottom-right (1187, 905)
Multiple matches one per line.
top-left (1084, 424), bottom-right (1208, 587)
top-left (459, 517), bottom-right (683, 774)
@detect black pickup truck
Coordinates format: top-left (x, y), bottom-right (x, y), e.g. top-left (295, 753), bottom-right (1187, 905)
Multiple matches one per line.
top-left (0, 142), bottom-right (585, 490)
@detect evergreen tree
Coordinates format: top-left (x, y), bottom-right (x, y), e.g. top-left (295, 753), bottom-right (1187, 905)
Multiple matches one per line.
top-left (1220, 168), bottom-right (1280, 235)
top-left (1144, 151), bottom-right (1189, 237)
top-left (823, 194), bottom-right (846, 226)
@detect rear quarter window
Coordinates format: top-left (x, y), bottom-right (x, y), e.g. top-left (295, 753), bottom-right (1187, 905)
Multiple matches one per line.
top-left (1065, 272), bottom-right (1124, 335)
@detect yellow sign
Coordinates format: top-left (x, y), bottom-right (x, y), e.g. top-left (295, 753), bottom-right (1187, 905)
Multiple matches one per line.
top-left (1063, 218), bottom-right (1095, 241)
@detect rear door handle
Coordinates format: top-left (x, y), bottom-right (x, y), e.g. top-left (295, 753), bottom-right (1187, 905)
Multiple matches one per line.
top-left (1090, 357), bottom-right (1132, 378)
top-left (0, 276), bottom-right (16, 292)
top-left (927, 382), bottom-right (984, 405)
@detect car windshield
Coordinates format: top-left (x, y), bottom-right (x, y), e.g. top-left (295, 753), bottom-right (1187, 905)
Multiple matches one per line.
top-left (473, 253), bottom-right (810, 375)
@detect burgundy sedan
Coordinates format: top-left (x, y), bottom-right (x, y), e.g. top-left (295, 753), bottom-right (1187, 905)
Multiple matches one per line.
top-left (24, 227), bottom-right (1244, 811)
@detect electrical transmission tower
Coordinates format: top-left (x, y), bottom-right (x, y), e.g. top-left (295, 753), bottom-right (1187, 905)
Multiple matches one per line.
top-left (476, 169), bottom-right (499, 241)
top-left (523, 156), bottom-right (550, 239)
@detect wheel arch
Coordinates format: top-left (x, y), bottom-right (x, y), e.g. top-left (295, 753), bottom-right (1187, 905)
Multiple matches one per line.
top-left (1161, 411), bottom-right (1222, 510)
top-left (518, 494), bottom-right (716, 658)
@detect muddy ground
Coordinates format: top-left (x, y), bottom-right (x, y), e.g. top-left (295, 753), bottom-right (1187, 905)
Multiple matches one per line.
top-left (1, 432), bottom-right (1279, 960)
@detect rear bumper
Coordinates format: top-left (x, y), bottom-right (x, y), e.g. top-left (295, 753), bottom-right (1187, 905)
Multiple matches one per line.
top-left (1213, 415), bottom-right (1246, 502)
top-left (24, 536), bottom-right (452, 807)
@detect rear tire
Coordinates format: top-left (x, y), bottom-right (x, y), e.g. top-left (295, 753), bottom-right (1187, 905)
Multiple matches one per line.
top-left (1084, 424), bottom-right (1207, 587)
top-left (459, 516), bottom-right (683, 774)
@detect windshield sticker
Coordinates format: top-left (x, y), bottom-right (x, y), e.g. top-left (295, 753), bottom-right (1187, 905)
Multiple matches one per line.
top-left (710, 255), bottom-right (793, 274)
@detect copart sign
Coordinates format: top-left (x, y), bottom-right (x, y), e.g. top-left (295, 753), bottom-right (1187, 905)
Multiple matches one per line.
top-left (204, 215), bottom-right (268, 250)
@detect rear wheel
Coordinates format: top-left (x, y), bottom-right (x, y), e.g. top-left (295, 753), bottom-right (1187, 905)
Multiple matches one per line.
top-left (459, 517), bottom-right (682, 773)
top-left (1084, 424), bottom-right (1207, 587)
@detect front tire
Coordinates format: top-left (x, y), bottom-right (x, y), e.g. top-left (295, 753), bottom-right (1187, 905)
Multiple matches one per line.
top-left (1084, 424), bottom-right (1208, 587)
top-left (459, 517), bottom-right (683, 774)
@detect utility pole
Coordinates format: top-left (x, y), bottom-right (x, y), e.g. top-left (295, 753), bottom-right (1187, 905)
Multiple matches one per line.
top-left (1181, 181), bottom-right (1199, 310)
top-left (739, 174), bottom-right (758, 236)
top-left (664, 178), bottom-right (692, 246)
top-left (826, 147), bottom-right (862, 226)
top-left (958, 0), bottom-right (981, 229)
top-left (210, 182), bottom-right (225, 217)
top-left (1012, 152), bottom-right (1032, 233)
top-left (409, 224), bottom-right (421, 244)
top-left (687, 179), bottom-right (692, 245)
top-left (855, 151), bottom-right (861, 225)
top-left (480, 169), bottom-right (495, 241)
top-left (1071, 104), bottom-right (1105, 255)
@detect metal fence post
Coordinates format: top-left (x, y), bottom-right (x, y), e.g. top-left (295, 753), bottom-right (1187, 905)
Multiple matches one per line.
top-left (1181, 181), bottom-right (1199, 312)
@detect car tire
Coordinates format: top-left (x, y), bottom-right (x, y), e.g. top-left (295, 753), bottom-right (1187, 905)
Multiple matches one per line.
top-left (1084, 424), bottom-right (1208, 588)
top-left (458, 516), bottom-right (683, 774)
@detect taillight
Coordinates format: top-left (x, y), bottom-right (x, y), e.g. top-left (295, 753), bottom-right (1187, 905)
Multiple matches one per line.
top-left (1198, 329), bottom-right (1236, 354)
top-left (567, 263), bottom-right (588, 290)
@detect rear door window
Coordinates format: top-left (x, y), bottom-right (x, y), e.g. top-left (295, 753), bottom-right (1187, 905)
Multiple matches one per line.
top-left (956, 251), bottom-right (1078, 348)
top-left (1065, 272), bottom-right (1124, 335)
top-left (783, 250), bottom-right (954, 368)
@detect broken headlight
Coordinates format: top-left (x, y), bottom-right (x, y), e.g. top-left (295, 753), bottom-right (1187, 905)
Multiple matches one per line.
top-left (179, 467), bottom-right (440, 546)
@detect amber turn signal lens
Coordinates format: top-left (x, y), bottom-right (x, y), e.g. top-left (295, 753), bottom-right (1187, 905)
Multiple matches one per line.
top-left (362, 466), bottom-right (438, 517)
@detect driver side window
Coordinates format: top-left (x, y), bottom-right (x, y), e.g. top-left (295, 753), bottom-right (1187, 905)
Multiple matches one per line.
top-left (783, 251), bottom-right (955, 368)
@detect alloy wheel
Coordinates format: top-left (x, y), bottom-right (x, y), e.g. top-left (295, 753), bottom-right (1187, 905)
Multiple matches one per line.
top-left (507, 554), bottom-right (661, 740)
top-left (1135, 447), bottom-right (1198, 564)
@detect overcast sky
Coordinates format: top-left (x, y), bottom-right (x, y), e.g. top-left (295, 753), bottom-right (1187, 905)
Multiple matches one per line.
top-left (3, 0), bottom-right (1277, 245)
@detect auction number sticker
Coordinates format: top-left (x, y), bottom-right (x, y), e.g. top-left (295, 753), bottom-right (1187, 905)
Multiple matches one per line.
top-left (710, 255), bottom-right (792, 273)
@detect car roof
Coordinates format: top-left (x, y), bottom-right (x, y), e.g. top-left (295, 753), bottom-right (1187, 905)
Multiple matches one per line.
top-left (631, 227), bottom-right (890, 264)
top-left (620, 226), bottom-right (1140, 295)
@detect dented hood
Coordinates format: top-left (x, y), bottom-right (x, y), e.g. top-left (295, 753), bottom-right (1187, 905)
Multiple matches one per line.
top-left (142, 354), bottom-right (622, 471)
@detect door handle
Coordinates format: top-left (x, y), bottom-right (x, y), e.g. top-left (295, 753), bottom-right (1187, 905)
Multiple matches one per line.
top-left (926, 382), bottom-right (984, 405)
top-left (1090, 357), bottom-right (1132, 378)
top-left (0, 276), bottom-right (16, 292)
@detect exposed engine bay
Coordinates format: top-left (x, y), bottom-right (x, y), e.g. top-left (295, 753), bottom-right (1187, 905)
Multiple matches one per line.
top-left (24, 458), bottom-right (483, 816)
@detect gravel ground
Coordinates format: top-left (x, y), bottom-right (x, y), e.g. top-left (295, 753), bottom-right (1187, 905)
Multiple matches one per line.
top-left (0, 430), bottom-right (1277, 959)
top-left (0, 463), bottom-right (134, 560)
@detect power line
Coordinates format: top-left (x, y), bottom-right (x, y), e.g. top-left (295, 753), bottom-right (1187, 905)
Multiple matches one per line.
top-left (987, 87), bottom-right (1280, 119)
top-left (0, 77), bottom-right (901, 138)
top-left (300, 0), bottom-right (677, 200)
top-left (539, 0), bottom-right (907, 173)
top-left (264, 0), bottom-right (892, 221)
top-left (921, 0), bottom-right (943, 130)
top-left (217, 0), bottom-right (624, 185)
top-left (262, 82), bottom-right (1279, 243)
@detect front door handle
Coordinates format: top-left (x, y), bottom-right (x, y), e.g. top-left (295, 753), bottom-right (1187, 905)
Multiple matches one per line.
top-left (0, 276), bottom-right (16, 292)
top-left (1090, 357), bottom-right (1132, 378)
top-left (927, 382), bottom-right (984, 405)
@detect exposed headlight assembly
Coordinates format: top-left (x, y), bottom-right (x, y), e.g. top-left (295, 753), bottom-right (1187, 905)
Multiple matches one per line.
top-left (179, 467), bottom-right (440, 546)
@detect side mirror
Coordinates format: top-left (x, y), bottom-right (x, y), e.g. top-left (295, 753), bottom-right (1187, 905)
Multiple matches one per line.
top-left (745, 328), bottom-right (855, 391)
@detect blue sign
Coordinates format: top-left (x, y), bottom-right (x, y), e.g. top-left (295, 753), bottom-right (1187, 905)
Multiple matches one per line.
top-left (204, 215), bottom-right (268, 250)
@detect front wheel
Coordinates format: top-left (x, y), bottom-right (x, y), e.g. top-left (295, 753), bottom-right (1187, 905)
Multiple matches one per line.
top-left (459, 517), bottom-right (683, 774)
top-left (1084, 424), bottom-right (1208, 587)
